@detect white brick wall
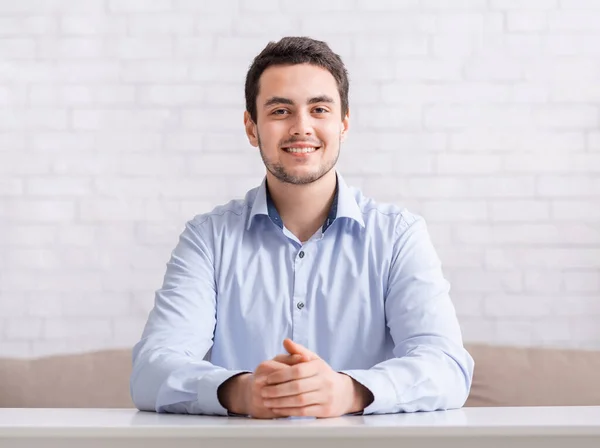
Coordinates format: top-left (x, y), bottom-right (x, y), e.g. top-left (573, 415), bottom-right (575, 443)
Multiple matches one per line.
top-left (1, 0), bottom-right (599, 358)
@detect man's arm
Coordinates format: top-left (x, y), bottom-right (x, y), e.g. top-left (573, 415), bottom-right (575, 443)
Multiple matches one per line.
top-left (340, 213), bottom-right (474, 414)
top-left (130, 221), bottom-right (248, 415)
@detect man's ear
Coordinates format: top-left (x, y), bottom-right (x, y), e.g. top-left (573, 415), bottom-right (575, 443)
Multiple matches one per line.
top-left (340, 108), bottom-right (350, 142)
top-left (244, 111), bottom-right (259, 147)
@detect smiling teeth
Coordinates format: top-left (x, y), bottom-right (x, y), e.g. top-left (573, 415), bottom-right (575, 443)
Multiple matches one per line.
top-left (285, 147), bottom-right (317, 153)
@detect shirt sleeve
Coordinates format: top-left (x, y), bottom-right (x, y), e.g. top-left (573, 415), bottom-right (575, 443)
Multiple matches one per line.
top-left (341, 213), bottom-right (474, 414)
top-left (130, 220), bottom-right (249, 416)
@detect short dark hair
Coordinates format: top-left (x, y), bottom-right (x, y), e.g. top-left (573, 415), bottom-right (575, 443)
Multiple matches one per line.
top-left (244, 36), bottom-right (349, 123)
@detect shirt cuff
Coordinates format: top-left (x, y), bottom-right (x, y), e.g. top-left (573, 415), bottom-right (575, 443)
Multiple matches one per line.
top-left (340, 369), bottom-right (398, 415)
top-left (196, 369), bottom-right (250, 416)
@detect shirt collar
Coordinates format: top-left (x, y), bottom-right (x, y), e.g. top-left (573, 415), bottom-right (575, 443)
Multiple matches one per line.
top-left (247, 171), bottom-right (365, 231)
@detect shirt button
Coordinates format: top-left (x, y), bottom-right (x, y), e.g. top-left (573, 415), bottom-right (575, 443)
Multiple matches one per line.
top-left (299, 251), bottom-right (305, 259)
top-left (297, 302), bottom-right (305, 310)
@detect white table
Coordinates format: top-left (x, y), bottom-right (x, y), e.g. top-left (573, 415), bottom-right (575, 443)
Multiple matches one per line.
top-left (1, 407), bottom-right (599, 448)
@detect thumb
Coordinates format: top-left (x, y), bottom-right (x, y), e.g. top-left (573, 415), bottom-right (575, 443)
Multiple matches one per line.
top-left (283, 338), bottom-right (319, 361)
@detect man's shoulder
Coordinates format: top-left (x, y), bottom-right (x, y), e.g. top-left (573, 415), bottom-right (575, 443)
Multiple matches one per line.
top-left (188, 187), bottom-right (257, 230)
top-left (352, 187), bottom-right (423, 235)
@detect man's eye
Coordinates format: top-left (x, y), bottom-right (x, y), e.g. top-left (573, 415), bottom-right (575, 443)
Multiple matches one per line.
top-left (272, 109), bottom-right (288, 115)
top-left (313, 107), bottom-right (328, 114)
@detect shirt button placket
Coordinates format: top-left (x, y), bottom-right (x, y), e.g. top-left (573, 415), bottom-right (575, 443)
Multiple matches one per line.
top-left (292, 248), bottom-right (308, 347)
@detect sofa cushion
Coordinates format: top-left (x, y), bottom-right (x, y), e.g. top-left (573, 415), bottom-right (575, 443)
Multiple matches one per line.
top-left (0, 349), bottom-right (134, 408)
top-left (2, 344), bottom-right (600, 408)
top-left (465, 343), bottom-right (600, 407)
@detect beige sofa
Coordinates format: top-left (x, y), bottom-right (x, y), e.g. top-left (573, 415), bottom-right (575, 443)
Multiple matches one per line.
top-left (1, 344), bottom-right (600, 408)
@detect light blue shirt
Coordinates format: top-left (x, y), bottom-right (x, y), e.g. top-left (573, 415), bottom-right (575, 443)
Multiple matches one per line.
top-left (130, 171), bottom-right (474, 416)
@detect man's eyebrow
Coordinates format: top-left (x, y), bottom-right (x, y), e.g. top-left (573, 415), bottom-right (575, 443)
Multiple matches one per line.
top-left (264, 96), bottom-right (294, 107)
top-left (263, 95), bottom-right (336, 108)
top-left (308, 95), bottom-right (335, 105)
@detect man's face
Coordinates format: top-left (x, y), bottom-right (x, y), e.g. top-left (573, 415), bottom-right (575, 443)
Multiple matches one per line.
top-left (245, 63), bottom-right (349, 185)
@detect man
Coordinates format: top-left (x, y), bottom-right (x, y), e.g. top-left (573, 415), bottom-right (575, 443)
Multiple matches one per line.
top-left (131, 36), bottom-right (474, 418)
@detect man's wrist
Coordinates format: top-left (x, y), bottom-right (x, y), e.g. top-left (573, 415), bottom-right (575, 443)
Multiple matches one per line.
top-left (217, 373), bottom-right (251, 415)
top-left (340, 373), bottom-right (373, 414)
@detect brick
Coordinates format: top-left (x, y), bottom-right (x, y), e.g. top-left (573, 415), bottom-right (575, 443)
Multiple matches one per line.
top-left (548, 11), bottom-right (600, 31)
top-left (552, 200), bottom-right (600, 220)
top-left (5, 318), bottom-right (43, 340)
top-left (129, 14), bottom-right (195, 34)
top-left (551, 83), bottom-right (600, 102)
top-left (187, 153), bottom-right (263, 176)
top-left (490, 0), bottom-right (558, 8)
top-left (451, 268), bottom-right (523, 293)
top-left (61, 15), bottom-right (127, 35)
top-left (503, 153), bottom-right (574, 173)
top-left (564, 272), bottom-right (600, 293)
top-left (2, 200), bottom-right (75, 222)
top-left (0, 294), bottom-right (27, 317)
top-left (0, 342), bottom-right (31, 358)
top-left (493, 320), bottom-right (534, 346)
top-left (506, 11), bottom-right (547, 31)
top-left (0, 178), bottom-right (23, 196)
top-left (436, 154), bottom-right (502, 174)
top-left (0, 133), bottom-right (26, 151)
top-left (173, 37), bottom-right (214, 57)
top-left (464, 58), bottom-right (523, 81)
top-left (0, 225), bottom-right (56, 246)
top-left (174, 0), bottom-right (237, 12)
top-left (108, 0), bottom-right (172, 12)
top-left (485, 295), bottom-right (553, 317)
top-left (232, 15), bottom-right (297, 35)
top-left (437, 247), bottom-right (484, 268)
top-left (537, 175), bottom-right (600, 197)
top-left (0, 16), bottom-right (58, 35)
top-left (457, 317), bottom-right (494, 342)
top-left (524, 270), bottom-right (563, 293)
top-left (450, 131), bottom-right (585, 152)
top-left (354, 106), bottom-right (422, 130)
top-left (382, 83), bottom-right (510, 104)
top-left (485, 248), bottom-right (600, 269)
top-left (355, 36), bottom-right (428, 57)
top-left (25, 177), bottom-right (92, 196)
top-left (5, 248), bottom-right (61, 269)
top-left (182, 109), bottom-right (244, 130)
top-left (72, 109), bottom-right (174, 131)
top-left (0, 39), bottom-right (36, 58)
top-left (589, 132), bottom-right (600, 151)
top-left (534, 106), bottom-right (598, 129)
top-left (27, 295), bottom-right (62, 317)
top-left (421, 200), bottom-right (488, 222)
top-left (395, 59), bottom-right (463, 81)
top-left (490, 201), bottom-right (550, 221)
top-left (456, 224), bottom-right (560, 245)
top-left (425, 106), bottom-right (533, 129)
top-left (106, 37), bottom-right (172, 59)
top-left (544, 35), bottom-right (600, 56)
top-left (434, 13), bottom-right (503, 33)
top-left (38, 38), bottom-right (104, 59)
top-left (138, 85), bottom-right (205, 106)
top-left (43, 318), bottom-right (111, 339)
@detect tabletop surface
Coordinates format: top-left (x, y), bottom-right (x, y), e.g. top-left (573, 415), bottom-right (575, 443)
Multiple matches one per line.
top-left (1, 407), bottom-right (600, 438)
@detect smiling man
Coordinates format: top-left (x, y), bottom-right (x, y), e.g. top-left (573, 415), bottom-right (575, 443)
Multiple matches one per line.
top-left (130, 36), bottom-right (474, 418)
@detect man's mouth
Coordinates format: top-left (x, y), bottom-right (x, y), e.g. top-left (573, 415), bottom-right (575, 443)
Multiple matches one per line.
top-left (282, 146), bottom-right (320, 154)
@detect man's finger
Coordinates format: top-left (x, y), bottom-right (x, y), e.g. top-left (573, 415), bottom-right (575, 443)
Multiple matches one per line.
top-left (263, 390), bottom-right (323, 409)
top-left (255, 359), bottom-right (291, 375)
top-left (282, 338), bottom-right (319, 361)
top-left (272, 353), bottom-right (304, 365)
top-left (265, 359), bottom-right (320, 385)
top-left (261, 376), bottom-right (321, 399)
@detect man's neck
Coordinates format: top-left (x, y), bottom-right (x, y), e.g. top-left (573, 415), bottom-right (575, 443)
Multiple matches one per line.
top-left (267, 171), bottom-right (337, 243)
